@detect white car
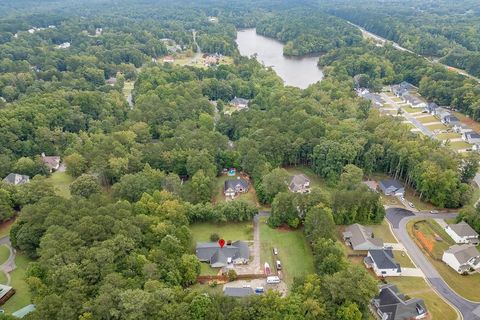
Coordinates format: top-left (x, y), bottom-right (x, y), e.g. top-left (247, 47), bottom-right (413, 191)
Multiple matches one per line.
top-left (408, 202), bottom-right (415, 208)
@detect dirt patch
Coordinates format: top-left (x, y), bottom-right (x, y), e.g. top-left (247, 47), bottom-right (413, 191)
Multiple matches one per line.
top-left (0, 218), bottom-right (15, 237)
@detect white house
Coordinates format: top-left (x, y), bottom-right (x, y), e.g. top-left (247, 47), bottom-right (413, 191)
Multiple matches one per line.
top-left (453, 123), bottom-right (473, 134)
top-left (445, 221), bottom-right (479, 245)
top-left (442, 244), bottom-right (480, 274)
top-left (364, 249), bottom-right (402, 277)
top-left (288, 174), bottom-right (310, 193)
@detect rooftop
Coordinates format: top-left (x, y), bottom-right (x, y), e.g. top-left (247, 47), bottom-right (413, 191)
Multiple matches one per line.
top-left (448, 221), bottom-right (478, 238)
top-left (445, 244), bottom-right (480, 264)
top-left (368, 249), bottom-right (401, 272)
top-left (223, 286), bottom-right (254, 297)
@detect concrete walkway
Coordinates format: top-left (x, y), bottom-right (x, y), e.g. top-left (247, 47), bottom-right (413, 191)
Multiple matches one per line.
top-left (384, 242), bottom-right (405, 250)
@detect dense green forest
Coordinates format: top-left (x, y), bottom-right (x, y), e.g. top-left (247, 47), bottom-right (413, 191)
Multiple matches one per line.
top-left (0, 0), bottom-right (479, 319)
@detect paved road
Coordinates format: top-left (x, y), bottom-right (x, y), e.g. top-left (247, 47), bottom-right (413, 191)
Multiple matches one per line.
top-left (386, 207), bottom-right (480, 320)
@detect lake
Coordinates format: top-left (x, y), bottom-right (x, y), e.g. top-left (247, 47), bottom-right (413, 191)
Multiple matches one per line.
top-left (236, 28), bottom-right (324, 89)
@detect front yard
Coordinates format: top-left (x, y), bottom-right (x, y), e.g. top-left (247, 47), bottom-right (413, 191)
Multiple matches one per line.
top-left (386, 277), bottom-right (457, 320)
top-left (415, 115), bottom-right (438, 124)
top-left (407, 219), bottom-right (480, 301)
top-left (436, 132), bottom-right (461, 140)
top-left (259, 217), bottom-right (314, 286)
top-left (369, 220), bottom-right (397, 243)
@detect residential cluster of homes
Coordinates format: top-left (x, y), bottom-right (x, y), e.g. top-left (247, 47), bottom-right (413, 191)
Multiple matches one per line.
top-left (442, 221), bottom-right (480, 274)
top-left (223, 174), bottom-right (311, 199)
top-left (2, 153), bottom-right (61, 186)
top-left (342, 224), bottom-right (429, 319)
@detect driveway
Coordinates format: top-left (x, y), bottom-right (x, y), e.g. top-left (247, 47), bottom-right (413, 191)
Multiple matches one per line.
top-left (386, 208), bottom-right (480, 319)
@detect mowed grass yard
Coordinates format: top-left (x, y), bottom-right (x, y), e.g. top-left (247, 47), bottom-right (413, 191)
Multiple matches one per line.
top-left (392, 250), bottom-right (415, 268)
top-left (436, 132), bottom-right (461, 140)
top-left (448, 140), bottom-right (472, 150)
top-left (48, 171), bottom-right (74, 198)
top-left (2, 253), bottom-right (33, 314)
top-left (425, 123), bottom-right (447, 131)
top-left (369, 220), bottom-right (397, 243)
top-left (0, 244), bottom-right (10, 265)
top-left (259, 217), bottom-right (314, 286)
top-left (415, 115), bottom-right (438, 124)
top-left (386, 277), bottom-right (457, 320)
top-left (213, 174), bottom-right (258, 207)
top-left (407, 219), bottom-right (480, 301)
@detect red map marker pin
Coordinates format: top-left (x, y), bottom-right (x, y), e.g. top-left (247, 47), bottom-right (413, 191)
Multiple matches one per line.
top-left (218, 239), bottom-right (225, 248)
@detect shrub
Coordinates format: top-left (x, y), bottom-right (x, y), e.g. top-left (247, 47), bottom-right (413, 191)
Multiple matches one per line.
top-left (210, 233), bottom-right (220, 242)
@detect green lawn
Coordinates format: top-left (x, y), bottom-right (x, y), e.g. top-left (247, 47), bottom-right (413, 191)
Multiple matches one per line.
top-left (407, 220), bottom-right (480, 301)
top-left (411, 219), bottom-right (454, 259)
top-left (259, 217), bottom-right (314, 286)
top-left (393, 250), bottom-right (415, 268)
top-left (448, 140), bottom-right (471, 150)
top-left (436, 132), bottom-right (461, 140)
top-left (402, 106), bottom-right (422, 113)
top-left (425, 123), bottom-right (447, 131)
top-left (0, 271), bottom-right (6, 285)
top-left (415, 115), bottom-right (438, 124)
top-left (386, 277), bottom-right (457, 320)
top-left (213, 174), bottom-right (258, 206)
top-left (48, 171), bottom-right (74, 198)
top-left (2, 253), bottom-right (32, 314)
top-left (0, 245), bottom-right (10, 265)
top-left (284, 166), bottom-right (334, 194)
top-left (200, 263), bottom-right (220, 276)
top-left (369, 220), bottom-right (397, 243)
top-left (190, 221), bottom-right (253, 244)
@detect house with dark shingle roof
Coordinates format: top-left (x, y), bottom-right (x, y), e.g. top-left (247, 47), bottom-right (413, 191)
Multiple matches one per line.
top-left (229, 97), bottom-right (249, 110)
top-left (372, 284), bottom-right (428, 320)
top-left (288, 174), bottom-right (310, 193)
top-left (223, 286), bottom-right (254, 297)
top-left (442, 244), bottom-right (480, 274)
top-left (224, 178), bottom-right (249, 198)
top-left (378, 179), bottom-right (404, 197)
top-left (441, 114), bottom-right (461, 126)
top-left (364, 249), bottom-right (401, 277)
top-left (343, 223), bottom-right (384, 251)
top-left (445, 221), bottom-right (479, 245)
top-left (196, 241), bottom-right (249, 268)
top-left (463, 132), bottom-right (480, 144)
top-left (3, 173), bottom-right (30, 186)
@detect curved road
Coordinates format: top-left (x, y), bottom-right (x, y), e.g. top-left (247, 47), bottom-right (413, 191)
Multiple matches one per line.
top-left (386, 207), bottom-right (480, 320)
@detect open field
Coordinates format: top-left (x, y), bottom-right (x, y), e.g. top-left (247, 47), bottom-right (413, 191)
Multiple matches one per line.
top-left (48, 171), bottom-right (74, 198)
top-left (407, 220), bottom-right (480, 301)
top-left (448, 140), bottom-right (471, 150)
top-left (393, 250), bottom-right (415, 268)
top-left (415, 115), bottom-right (438, 124)
top-left (386, 277), bottom-right (458, 320)
top-left (259, 217), bottom-right (314, 286)
top-left (436, 132), bottom-right (461, 140)
top-left (2, 253), bottom-right (32, 314)
top-left (213, 174), bottom-right (257, 206)
top-left (0, 245), bottom-right (10, 265)
top-left (425, 123), bottom-right (447, 131)
top-left (190, 221), bottom-right (253, 243)
top-left (369, 220), bottom-right (397, 243)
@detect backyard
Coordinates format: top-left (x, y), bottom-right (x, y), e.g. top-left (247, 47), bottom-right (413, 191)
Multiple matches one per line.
top-left (415, 115), bottom-right (438, 124)
top-left (407, 219), bottom-right (480, 301)
top-left (386, 277), bottom-right (457, 320)
top-left (48, 171), bottom-right (74, 198)
top-left (259, 217), bottom-right (314, 286)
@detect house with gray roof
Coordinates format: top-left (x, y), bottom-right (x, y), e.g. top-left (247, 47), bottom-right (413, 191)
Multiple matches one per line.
top-left (453, 123), bottom-right (473, 135)
top-left (402, 94), bottom-right (426, 108)
top-left (442, 244), bottom-right (480, 274)
top-left (372, 284), bottom-right (428, 320)
top-left (445, 221), bottom-right (479, 245)
top-left (463, 132), bottom-right (480, 144)
top-left (224, 178), bottom-right (249, 198)
top-left (364, 249), bottom-right (401, 277)
top-left (196, 241), bottom-right (249, 268)
top-left (288, 174), bottom-right (310, 193)
top-left (3, 173), bottom-right (30, 185)
top-left (379, 179), bottom-right (404, 197)
top-left (230, 97), bottom-right (249, 110)
top-left (441, 114), bottom-right (461, 126)
top-left (343, 223), bottom-right (384, 251)
top-left (223, 286), bottom-right (254, 298)
top-left (423, 102), bottom-right (439, 115)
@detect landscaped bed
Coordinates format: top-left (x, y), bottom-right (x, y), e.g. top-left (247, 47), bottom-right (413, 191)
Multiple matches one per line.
top-left (386, 277), bottom-right (457, 320)
top-left (407, 219), bottom-right (480, 301)
top-left (259, 217), bottom-right (314, 286)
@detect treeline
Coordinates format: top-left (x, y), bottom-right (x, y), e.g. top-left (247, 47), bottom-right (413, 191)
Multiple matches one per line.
top-left (255, 9), bottom-right (362, 56)
top-left (325, 0), bottom-right (480, 77)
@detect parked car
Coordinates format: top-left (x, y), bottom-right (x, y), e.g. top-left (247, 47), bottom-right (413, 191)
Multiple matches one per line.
top-left (408, 202), bottom-right (415, 208)
top-left (266, 276), bottom-right (280, 284)
top-left (430, 210), bottom-right (438, 214)
top-left (255, 287), bottom-right (264, 294)
top-left (276, 260), bottom-right (282, 270)
top-left (273, 247), bottom-right (278, 255)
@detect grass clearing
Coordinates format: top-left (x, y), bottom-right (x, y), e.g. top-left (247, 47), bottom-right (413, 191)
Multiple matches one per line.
top-left (416, 115), bottom-right (438, 124)
top-left (407, 220), bottom-right (480, 301)
top-left (2, 253), bottom-right (32, 314)
top-left (190, 221), bottom-right (253, 244)
top-left (386, 277), bottom-right (457, 320)
top-left (48, 171), bottom-right (74, 198)
top-left (425, 123), bottom-right (447, 131)
top-left (402, 106), bottom-right (422, 113)
top-left (259, 217), bottom-right (314, 286)
top-left (213, 174), bottom-right (258, 206)
top-left (369, 220), bottom-right (397, 243)
top-left (393, 250), bottom-right (415, 268)
top-left (200, 263), bottom-right (220, 276)
top-left (448, 140), bottom-right (471, 150)
top-left (189, 283), bottom-right (223, 296)
top-left (0, 245), bottom-right (10, 265)
top-left (436, 132), bottom-right (461, 140)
